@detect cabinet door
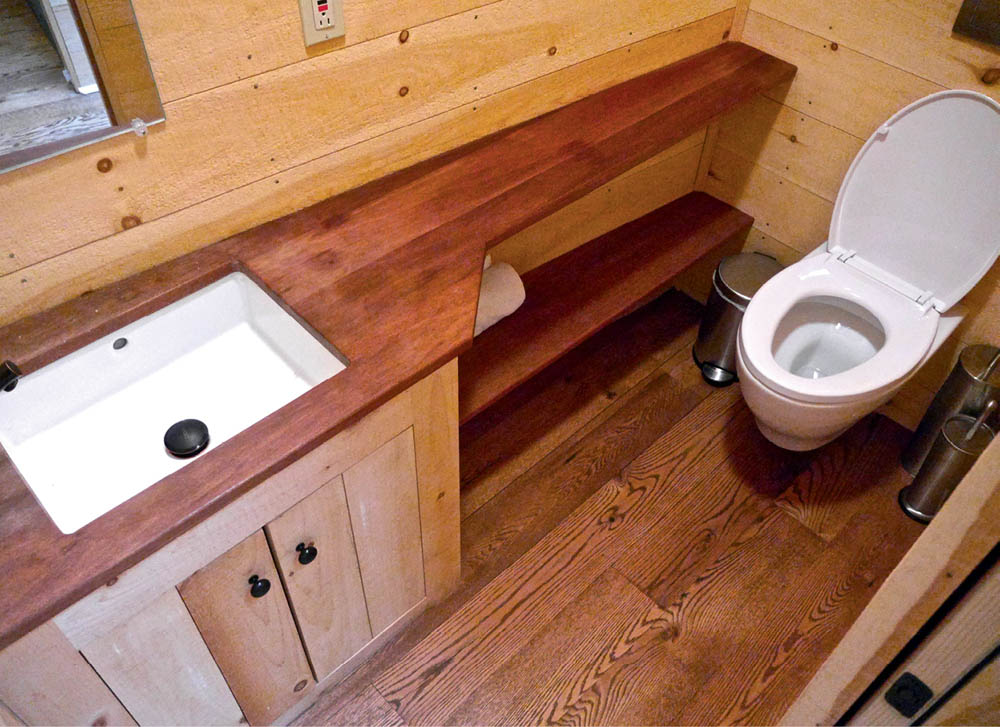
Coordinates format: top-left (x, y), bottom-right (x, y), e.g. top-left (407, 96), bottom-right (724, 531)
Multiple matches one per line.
top-left (82, 588), bottom-right (244, 726)
top-left (179, 530), bottom-right (313, 725)
top-left (0, 621), bottom-right (135, 726)
top-left (343, 429), bottom-right (425, 635)
top-left (266, 475), bottom-right (372, 681)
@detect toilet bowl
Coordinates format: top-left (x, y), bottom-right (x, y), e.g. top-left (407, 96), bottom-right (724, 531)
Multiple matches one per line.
top-left (736, 90), bottom-right (1000, 450)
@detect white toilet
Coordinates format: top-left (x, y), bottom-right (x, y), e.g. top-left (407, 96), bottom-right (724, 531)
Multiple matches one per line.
top-left (737, 90), bottom-right (1000, 451)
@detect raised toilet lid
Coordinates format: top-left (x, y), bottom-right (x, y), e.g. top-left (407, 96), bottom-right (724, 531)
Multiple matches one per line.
top-left (828, 90), bottom-right (1000, 312)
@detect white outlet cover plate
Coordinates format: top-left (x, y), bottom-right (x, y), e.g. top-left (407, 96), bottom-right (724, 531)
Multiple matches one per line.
top-left (299, 0), bottom-right (345, 46)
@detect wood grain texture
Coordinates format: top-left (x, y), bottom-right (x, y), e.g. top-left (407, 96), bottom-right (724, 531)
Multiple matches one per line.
top-left (374, 399), bottom-right (915, 726)
top-left (132, 0), bottom-right (494, 102)
top-left (444, 568), bottom-right (688, 726)
top-left (783, 436), bottom-right (1000, 725)
top-left (179, 530), bottom-right (314, 725)
top-left (81, 588), bottom-right (244, 726)
top-left (850, 559), bottom-right (1000, 725)
top-left (0, 10), bottom-right (734, 326)
top-left (751, 0), bottom-right (1000, 104)
top-left (461, 363), bottom-right (705, 593)
top-left (929, 654), bottom-right (1000, 726)
top-left (489, 132), bottom-right (704, 276)
top-left (0, 0), bottom-right (740, 282)
top-left (459, 191), bottom-right (755, 422)
top-left (295, 684), bottom-right (406, 727)
top-left (266, 476), bottom-right (373, 681)
top-left (410, 359), bottom-right (461, 603)
top-left (703, 144), bottom-right (831, 254)
top-left (0, 621), bottom-right (135, 727)
top-left (0, 41), bottom-right (792, 650)
top-left (680, 511), bottom-right (919, 726)
top-left (291, 284), bottom-right (921, 726)
top-left (343, 430), bottom-right (425, 635)
top-left (715, 94), bottom-right (863, 202)
top-left (774, 415), bottom-right (922, 543)
top-left (743, 11), bottom-right (944, 140)
top-left (459, 289), bottom-right (703, 518)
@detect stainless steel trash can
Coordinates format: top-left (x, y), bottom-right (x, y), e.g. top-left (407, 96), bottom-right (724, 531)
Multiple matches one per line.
top-left (901, 344), bottom-right (1000, 474)
top-left (693, 252), bottom-right (783, 386)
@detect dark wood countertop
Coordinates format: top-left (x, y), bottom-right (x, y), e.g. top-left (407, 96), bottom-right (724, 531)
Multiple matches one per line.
top-left (0, 42), bottom-right (795, 650)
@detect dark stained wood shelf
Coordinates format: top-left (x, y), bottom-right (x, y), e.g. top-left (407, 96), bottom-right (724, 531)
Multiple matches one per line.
top-left (459, 192), bottom-right (753, 423)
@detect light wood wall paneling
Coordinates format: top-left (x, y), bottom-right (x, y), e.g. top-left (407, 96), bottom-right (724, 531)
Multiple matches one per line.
top-left (0, 621), bottom-right (136, 726)
top-left (750, 0), bottom-right (1000, 104)
top-left (81, 588), bottom-right (244, 726)
top-left (849, 558), bottom-right (1000, 725)
top-left (0, 0), bottom-right (732, 279)
top-left (491, 134), bottom-right (704, 274)
top-left (134, 0), bottom-right (496, 103)
top-left (715, 94), bottom-right (863, 202)
top-left (410, 359), bottom-right (462, 602)
top-left (782, 436), bottom-right (1000, 725)
top-left (0, 9), bottom-right (733, 325)
top-left (929, 654), bottom-right (1000, 726)
top-left (343, 429), bottom-right (425, 635)
top-left (702, 145), bottom-right (831, 254)
top-left (743, 11), bottom-right (944, 140)
top-left (179, 530), bottom-right (314, 726)
top-left (265, 475), bottom-right (373, 681)
top-left (55, 385), bottom-right (412, 649)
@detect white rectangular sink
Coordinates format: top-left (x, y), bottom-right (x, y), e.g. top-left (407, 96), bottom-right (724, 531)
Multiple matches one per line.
top-left (0, 272), bottom-right (347, 534)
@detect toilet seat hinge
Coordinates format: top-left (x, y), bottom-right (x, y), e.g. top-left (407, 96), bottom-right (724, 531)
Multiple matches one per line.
top-left (834, 247), bottom-right (856, 263)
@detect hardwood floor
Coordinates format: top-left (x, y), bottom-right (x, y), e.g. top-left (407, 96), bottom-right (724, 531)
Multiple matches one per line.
top-left (293, 289), bottom-right (924, 726)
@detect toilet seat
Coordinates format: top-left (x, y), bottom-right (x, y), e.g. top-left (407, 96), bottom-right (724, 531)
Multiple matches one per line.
top-left (739, 253), bottom-right (938, 404)
top-left (740, 90), bottom-right (1000, 407)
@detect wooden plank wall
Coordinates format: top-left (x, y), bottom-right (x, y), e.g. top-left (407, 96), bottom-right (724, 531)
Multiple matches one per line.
top-left (699, 0), bottom-right (1000, 429)
top-left (0, 0), bottom-right (737, 325)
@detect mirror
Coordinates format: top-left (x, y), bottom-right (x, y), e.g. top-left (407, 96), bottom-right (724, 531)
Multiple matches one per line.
top-left (1, 0), bottom-right (164, 173)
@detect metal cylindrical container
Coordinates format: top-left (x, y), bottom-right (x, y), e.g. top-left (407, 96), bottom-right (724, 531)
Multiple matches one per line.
top-left (901, 344), bottom-right (1000, 474)
top-left (693, 252), bottom-right (783, 386)
top-left (899, 415), bottom-right (995, 523)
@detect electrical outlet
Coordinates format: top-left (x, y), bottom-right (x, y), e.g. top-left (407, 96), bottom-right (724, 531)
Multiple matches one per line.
top-left (298, 0), bottom-right (345, 46)
top-left (312, 0), bottom-right (333, 29)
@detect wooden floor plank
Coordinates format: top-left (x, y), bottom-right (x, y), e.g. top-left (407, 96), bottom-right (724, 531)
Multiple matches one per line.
top-left (459, 290), bottom-right (703, 519)
top-left (293, 291), bottom-right (921, 726)
top-left (774, 416), bottom-right (919, 542)
top-left (443, 568), bottom-right (701, 727)
top-left (295, 684), bottom-right (406, 727)
top-left (460, 360), bottom-right (705, 590)
top-left (372, 485), bottom-right (618, 724)
top-left (678, 510), bottom-right (921, 726)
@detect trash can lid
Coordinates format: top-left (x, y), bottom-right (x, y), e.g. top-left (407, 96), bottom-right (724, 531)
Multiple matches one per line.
top-left (716, 252), bottom-right (784, 305)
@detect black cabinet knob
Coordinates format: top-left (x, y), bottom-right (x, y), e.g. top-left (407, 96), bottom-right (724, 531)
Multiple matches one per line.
top-left (248, 574), bottom-right (270, 598)
top-left (296, 542), bottom-right (318, 565)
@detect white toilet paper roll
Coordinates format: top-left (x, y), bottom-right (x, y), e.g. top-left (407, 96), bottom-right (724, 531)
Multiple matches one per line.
top-left (474, 261), bottom-right (526, 336)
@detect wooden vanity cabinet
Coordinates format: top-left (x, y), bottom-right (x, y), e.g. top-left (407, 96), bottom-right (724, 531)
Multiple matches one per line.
top-left (265, 474), bottom-right (373, 681)
top-left (0, 361), bottom-right (460, 726)
top-left (179, 531), bottom-right (314, 725)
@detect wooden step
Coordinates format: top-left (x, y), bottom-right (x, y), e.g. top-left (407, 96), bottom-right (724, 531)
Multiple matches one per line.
top-left (459, 192), bottom-right (753, 424)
